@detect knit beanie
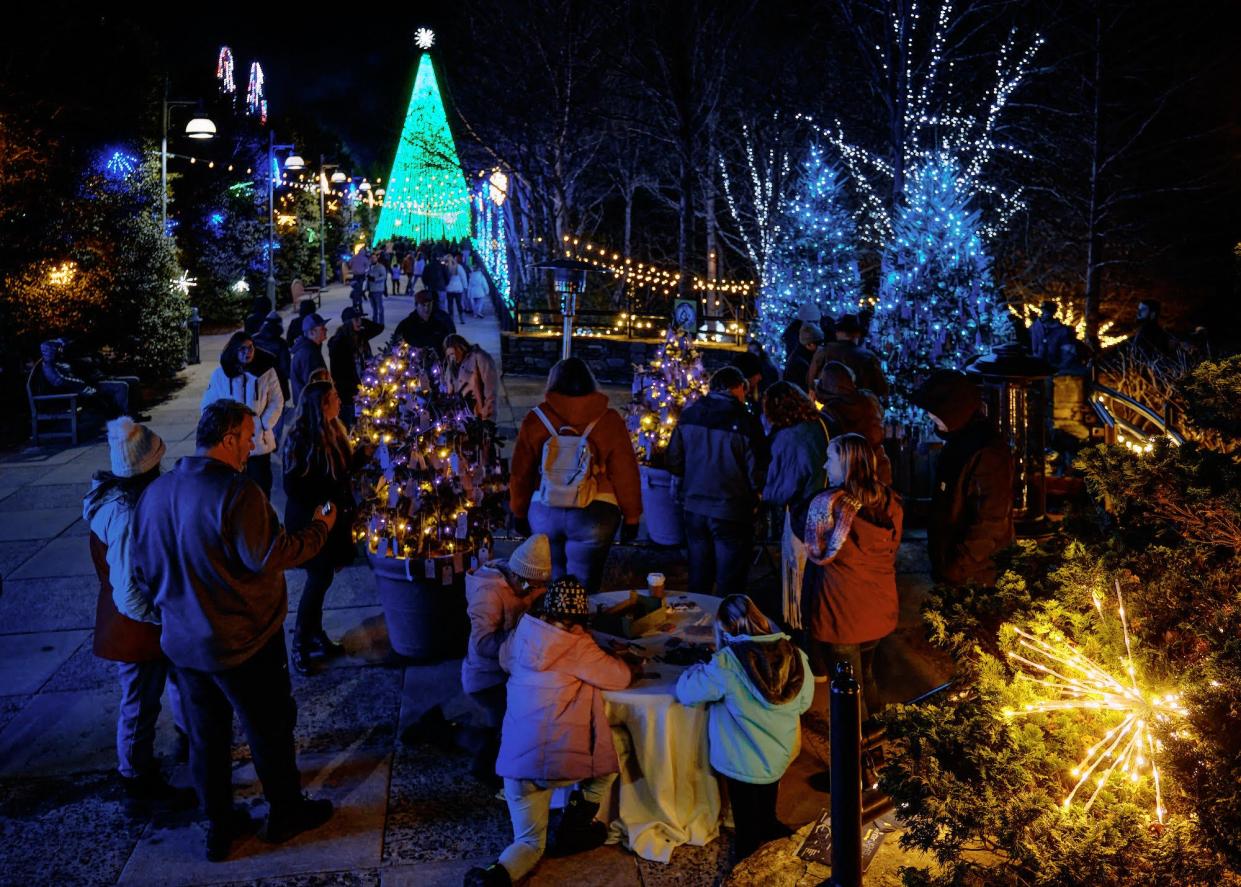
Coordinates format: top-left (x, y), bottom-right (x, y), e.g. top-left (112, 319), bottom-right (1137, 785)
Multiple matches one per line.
top-left (796, 303), bottom-right (821, 323)
top-left (106, 417), bottom-right (166, 478)
top-left (542, 577), bottom-right (590, 619)
top-left (799, 323), bottom-right (825, 346)
top-left (909, 369), bottom-right (982, 433)
top-left (508, 534), bottom-right (552, 582)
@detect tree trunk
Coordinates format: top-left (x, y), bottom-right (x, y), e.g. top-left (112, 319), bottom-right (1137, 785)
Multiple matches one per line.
top-left (705, 138), bottom-right (718, 284)
top-left (1083, 13), bottom-right (1104, 349)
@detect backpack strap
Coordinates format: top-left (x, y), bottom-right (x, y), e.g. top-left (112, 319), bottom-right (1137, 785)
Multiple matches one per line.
top-left (532, 406), bottom-right (558, 436)
top-left (581, 415), bottom-right (602, 439)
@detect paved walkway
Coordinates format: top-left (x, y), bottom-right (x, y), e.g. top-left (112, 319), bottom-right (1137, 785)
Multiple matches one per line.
top-left (0, 284), bottom-right (948, 886)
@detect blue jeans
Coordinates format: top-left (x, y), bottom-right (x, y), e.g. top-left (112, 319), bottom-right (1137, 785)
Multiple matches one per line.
top-left (528, 500), bottom-right (621, 593)
top-left (684, 511), bottom-right (752, 597)
top-left (116, 659), bottom-right (185, 777)
top-left (369, 291), bottom-right (385, 324)
top-left (500, 774), bottom-right (616, 881)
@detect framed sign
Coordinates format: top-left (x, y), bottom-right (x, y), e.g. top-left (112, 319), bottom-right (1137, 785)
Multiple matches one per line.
top-left (673, 299), bottom-right (697, 333)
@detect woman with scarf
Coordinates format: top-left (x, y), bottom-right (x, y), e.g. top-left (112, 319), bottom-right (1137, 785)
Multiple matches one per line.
top-left (801, 433), bottom-right (902, 723)
top-left (200, 331), bottom-right (284, 497)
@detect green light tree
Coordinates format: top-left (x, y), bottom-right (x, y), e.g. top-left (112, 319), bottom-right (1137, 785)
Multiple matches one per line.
top-left (373, 53), bottom-right (471, 245)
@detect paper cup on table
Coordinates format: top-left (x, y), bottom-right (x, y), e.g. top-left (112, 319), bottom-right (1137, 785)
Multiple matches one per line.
top-left (646, 572), bottom-right (666, 600)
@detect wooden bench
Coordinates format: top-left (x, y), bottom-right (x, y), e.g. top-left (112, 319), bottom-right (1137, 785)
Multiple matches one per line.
top-left (27, 360), bottom-right (80, 445)
top-left (291, 278), bottom-right (321, 310)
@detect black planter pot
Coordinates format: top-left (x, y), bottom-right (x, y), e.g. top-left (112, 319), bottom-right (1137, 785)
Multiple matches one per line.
top-left (369, 552), bottom-right (469, 661)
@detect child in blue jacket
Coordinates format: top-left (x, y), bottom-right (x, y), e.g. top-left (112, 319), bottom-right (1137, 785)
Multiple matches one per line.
top-left (675, 594), bottom-right (814, 860)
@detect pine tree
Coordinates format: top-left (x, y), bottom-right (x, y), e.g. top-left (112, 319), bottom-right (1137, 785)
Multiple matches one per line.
top-left (872, 153), bottom-right (998, 421)
top-left (758, 145), bottom-right (861, 361)
top-left (372, 52), bottom-right (471, 245)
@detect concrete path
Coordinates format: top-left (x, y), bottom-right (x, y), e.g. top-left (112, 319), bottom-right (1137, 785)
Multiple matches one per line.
top-left (0, 283), bottom-right (949, 886)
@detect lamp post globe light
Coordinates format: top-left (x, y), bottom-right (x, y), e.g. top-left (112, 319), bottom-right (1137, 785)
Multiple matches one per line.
top-left (267, 130), bottom-right (300, 301)
top-left (161, 82), bottom-right (215, 236)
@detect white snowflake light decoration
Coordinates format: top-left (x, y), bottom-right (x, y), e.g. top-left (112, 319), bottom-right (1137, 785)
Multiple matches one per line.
top-left (415, 28), bottom-right (435, 50)
top-left (172, 271), bottom-right (198, 296)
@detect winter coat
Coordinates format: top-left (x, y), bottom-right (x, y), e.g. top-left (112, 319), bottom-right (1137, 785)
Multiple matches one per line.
top-left (287, 309), bottom-right (315, 348)
top-left (450, 345), bottom-right (500, 420)
top-left (39, 358), bottom-right (90, 395)
top-left (328, 321), bottom-right (384, 405)
top-left (762, 418), bottom-right (829, 541)
top-left (927, 416), bottom-right (1015, 586)
top-left (88, 529), bottom-right (162, 662)
top-left (497, 613), bottom-right (632, 780)
top-left (290, 336), bottom-right (327, 406)
top-left (1030, 318), bottom-right (1077, 369)
top-left (367, 261), bottom-right (388, 295)
top-left (676, 632), bottom-right (814, 784)
top-left (390, 307), bottom-right (456, 357)
top-left (468, 268), bottom-right (489, 301)
top-left (815, 363), bottom-right (893, 485)
top-left (200, 366), bottom-right (283, 456)
top-left (802, 488), bottom-right (903, 645)
top-left (253, 322), bottom-right (292, 402)
top-left (462, 562), bottom-right (545, 693)
top-left (84, 478), bottom-right (159, 626)
top-left (808, 341), bottom-right (889, 399)
top-left (509, 391), bottom-right (642, 524)
top-left (423, 258), bottom-right (448, 293)
top-left (349, 251), bottom-right (371, 277)
top-left (666, 391), bottom-right (769, 524)
top-left (783, 346), bottom-right (815, 390)
top-left (130, 456), bottom-right (328, 672)
top-left (283, 437), bottom-right (360, 571)
top-left (446, 262), bottom-right (467, 293)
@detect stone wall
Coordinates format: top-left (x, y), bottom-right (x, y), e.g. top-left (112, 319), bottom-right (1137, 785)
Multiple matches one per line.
top-left (500, 331), bottom-right (748, 383)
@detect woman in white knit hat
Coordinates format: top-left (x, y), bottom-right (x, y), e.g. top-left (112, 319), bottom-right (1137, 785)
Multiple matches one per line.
top-left (83, 417), bottom-right (194, 811)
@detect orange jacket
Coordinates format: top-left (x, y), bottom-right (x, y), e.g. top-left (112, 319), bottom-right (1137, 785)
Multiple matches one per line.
top-left (509, 391), bottom-right (642, 524)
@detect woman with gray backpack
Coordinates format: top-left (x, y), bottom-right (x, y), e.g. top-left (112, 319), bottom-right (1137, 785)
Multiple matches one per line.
top-left (509, 357), bottom-right (642, 593)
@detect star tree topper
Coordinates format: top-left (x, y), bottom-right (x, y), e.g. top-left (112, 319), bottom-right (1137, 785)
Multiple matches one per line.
top-left (415, 28), bottom-right (435, 49)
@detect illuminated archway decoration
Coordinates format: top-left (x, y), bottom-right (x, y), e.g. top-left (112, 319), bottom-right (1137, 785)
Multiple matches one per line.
top-left (246, 61), bottom-right (267, 124)
top-left (372, 52), bottom-right (470, 245)
top-left (473, 181), bottom-right (511, 309)
top-left (217, 47), bottom-right (235, 94)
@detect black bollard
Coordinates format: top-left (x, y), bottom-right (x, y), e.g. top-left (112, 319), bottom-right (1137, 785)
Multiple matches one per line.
top-left (829, 659), bottom-right (862, 887)
top-left (186, 307), bottom-right (202, 365)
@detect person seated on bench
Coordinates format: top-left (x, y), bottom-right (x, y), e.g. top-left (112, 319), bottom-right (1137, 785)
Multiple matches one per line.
top-left (39, 338), bottom-right (148, 421)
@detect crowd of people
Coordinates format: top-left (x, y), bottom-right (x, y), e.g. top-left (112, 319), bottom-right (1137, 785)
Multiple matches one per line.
top-left (75, 279), bottom-right (1024, 878)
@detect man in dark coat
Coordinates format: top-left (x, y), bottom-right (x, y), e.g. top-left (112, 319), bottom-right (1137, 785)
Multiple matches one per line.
top-left (38, 338), bottom-right (144, 419)
top-left (286, 299), bottom-right (317, 348)
top-left (243, 296), bottom-right (273, 336)
top-left (130, 400), bottom-right (336, 861)
top-left (328, 306), bottom-right (384, 427)
top-left (390, 290), bottom-right (456, 358)
top-left (421, 252), bottom-right (449, 315)
top-left (1131, 299), bottom-right (1172, 356)
top-left (290, 314), bottom-right (327, 407)
top-left (808, 313), bottom-right (889, 400)
top-left (1029, 301), bottom-right (1077, 370)
top-left (784, 323), bottom-right (822, 390)
top-left (252, 312), bottom-right (292, 405)
top-left (911, 369), bottom-right (1014, 586)
top-left (667, 366), bottom-right (770, 597)
top-left (814, 361), bottom-right (892, 485)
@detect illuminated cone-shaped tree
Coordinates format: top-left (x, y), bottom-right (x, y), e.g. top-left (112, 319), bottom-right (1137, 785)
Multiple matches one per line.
top-left (372, 52), bottom-right (472, 245)
top-left (758, 145), bottom-right (862, 361)
top-left (628, 328), bottom-right (710, 466)
top-left (872, 153), bottom-right (998, 423)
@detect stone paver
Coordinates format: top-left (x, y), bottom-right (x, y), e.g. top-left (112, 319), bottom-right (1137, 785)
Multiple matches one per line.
top-left (8, 534), bottom-right (96, 579)
top-left (0, 507), bottom-right (81, 541)
top-left (0, 629), bottom-right (91, 695)
top-left (118, 751), bottom-right (391, 886)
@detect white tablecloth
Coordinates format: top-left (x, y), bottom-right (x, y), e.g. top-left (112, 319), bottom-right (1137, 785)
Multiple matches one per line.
top-left (590, 591), bottom-right (722, 863)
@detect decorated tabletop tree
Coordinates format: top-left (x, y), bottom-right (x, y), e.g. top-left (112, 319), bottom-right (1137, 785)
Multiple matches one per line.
top-left (350, 342), bottom-right (507, 570)
top-left (758, 144), bottom-right (863, 362)
top-left (871, 153), bottom-right (1000, 424)
top-left (628, 327), bottom-right (710, 467)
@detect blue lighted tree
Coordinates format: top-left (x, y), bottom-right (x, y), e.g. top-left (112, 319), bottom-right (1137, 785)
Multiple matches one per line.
top-left (872, 153), bottom-right (998, 420)
top-left (758, 145), bottom-right (862, 361)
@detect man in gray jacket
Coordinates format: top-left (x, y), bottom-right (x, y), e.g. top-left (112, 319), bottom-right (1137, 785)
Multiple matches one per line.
top-left (666, 366), bottom-right (770, 597)
top-left (131, 400), bottom-right (337, 862)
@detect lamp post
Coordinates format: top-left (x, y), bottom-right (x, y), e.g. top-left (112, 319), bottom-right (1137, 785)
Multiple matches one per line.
top-left (160, 80), bottom-right (215, 236)
top-left (267, 131), bottom-right (302, 302)
top-left (536, 259), bottom-right (596, 360)
top-left (317, 157), bottom-right (347, 288)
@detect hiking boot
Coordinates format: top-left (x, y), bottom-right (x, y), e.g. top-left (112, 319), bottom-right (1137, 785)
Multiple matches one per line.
top-left (463, 863), bottom-right (512, 886)
top-left (260, 796), bottom-right (334, 844)
top-left (120, 771), bottom-right (197, 813)
top-left (546, 790), bottom-right (607, 857)
top-left (205, 806), bottom-right (258, 862)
